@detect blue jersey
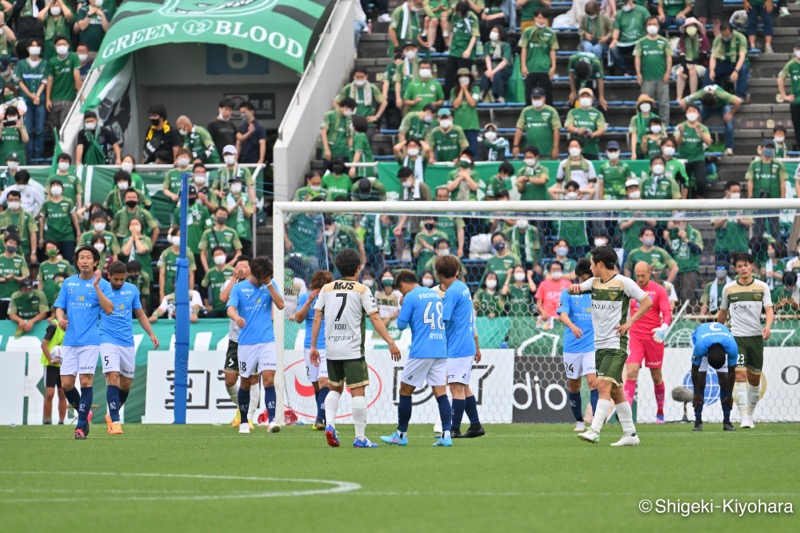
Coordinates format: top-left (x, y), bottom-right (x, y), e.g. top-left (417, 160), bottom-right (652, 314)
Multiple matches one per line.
top-left (557, 289), bottom-right (595, 353)
top-left (227, 279), bottom-right (281, 346)
top-left (54, 275), bottom-right (112, 347)
top-left (691, 322), bottom-right (739, 367)
top-left (298, 292), bottom-right (325, 350)
top-left (99, 282), bottom-right (142, 347)
top-left (397, 286), bottom-right (447, 359)
top-left (442, 280), bottom-right (476, 358)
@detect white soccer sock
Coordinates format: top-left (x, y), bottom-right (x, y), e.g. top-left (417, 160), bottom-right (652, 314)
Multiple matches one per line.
top-left (733, 381), bottom-right (748, 417)
top-left (591, 399), bottom-right (612, 434)
top-left (615, 401), bottom-right (637, 436)
top-left (248, 382), bottom-right (260, 420)
top-left (226, 385), bottom-right (238, 405)
top-left (352, 395), bottom-right (368, 440)
top-left (747, 383), bottom-right (761, 416)
top-left (324, 391), bottom-right (341, 429)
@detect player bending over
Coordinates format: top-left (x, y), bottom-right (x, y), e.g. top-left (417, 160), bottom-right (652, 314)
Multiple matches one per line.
top-left (100, 261), bottom-right (159, 434)
top-left (690, 322), bottom-right (738, 432)
top-left (295, 270), bottom-right (333, 430)
top-left (381, 270), bottom-right (453, 447)
top-left (558, 258), bottom-right (598, 432)
top-left (625, 262), bottom-right (672, 424)
top-left (54, 245), bottom-right (113, 440)
top-left (435, 255), bottom-right (485, 439)
top-left (569, 246), bottom-right (652, 446)
top-left (310, 249), bottom-right (401, 448)
top-left (226, 256), bottom-right (285, 434)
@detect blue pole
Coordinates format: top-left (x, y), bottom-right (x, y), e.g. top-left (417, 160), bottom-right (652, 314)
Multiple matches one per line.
top-left (173, 171), bottom-right (191, 424)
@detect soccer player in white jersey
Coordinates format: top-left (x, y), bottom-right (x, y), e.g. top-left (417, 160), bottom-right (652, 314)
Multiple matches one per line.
top-left (380, 270), bottom-right (453, 447)
top-left (54, 245), bottom-right (113, 440)
top-left (295, 270), bottom-right (333, 430)
top-left (100, 261), bottom-right (159, 434)
top-left (310, 249), bottom-right (401, 448)
top-left (220, 257), bottom-right (261, 430)
top-left (717, 252), bottom-right (773, 429)
top-left (568, 246), bottom-right (652, 446)
top-left (226, 256), bottom-right (285, 434)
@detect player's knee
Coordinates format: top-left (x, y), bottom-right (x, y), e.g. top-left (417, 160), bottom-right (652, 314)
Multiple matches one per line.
top-left (318, 377), bottom-right (330, 388)
top-left (105, 371), bottom-right (120, 386)
top-left (567, 379), bottom-right (581, 393)
top-left (586, 375), bottom-right (599, 389)
top-left (626, 368), bottom-right (638, 380)
top-left (239, 377), bottom-right (251, 390)
top-left (79, 375), bottom-right (93, 388)
top-left (747, 373), bottom-right (761, 386)
top-left (224, 372), bottom-right (237, 388)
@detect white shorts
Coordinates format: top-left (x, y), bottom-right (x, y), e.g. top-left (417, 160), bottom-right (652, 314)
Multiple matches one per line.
top-left (59, 345), bottom-right (100, 377)
top-left (402, 358), bottom-right (447, 389)
top-left (446, 356), bottom-right (474, 385)
top-left (697, 356), bottom-right (729, 373)
top-left (238, 342), bottom-right (277, 377)
top-left (100, 344), bottom-right (136, 378)
top-left (671, 64), bottom-right (707, 79)
top-left (564, 351), bottom-right (597, 380)
top-left (304, 348), bottom-right (328, 382)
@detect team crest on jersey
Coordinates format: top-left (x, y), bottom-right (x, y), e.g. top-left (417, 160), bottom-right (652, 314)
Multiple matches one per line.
top-left (79, 296), bottom-right (85, 301)
top-left (256, 298), bottom-right (262, 303)
top-left (608, 291), bottom-right (619, 301)
top-left (119, 304), bottom-right (125, 309)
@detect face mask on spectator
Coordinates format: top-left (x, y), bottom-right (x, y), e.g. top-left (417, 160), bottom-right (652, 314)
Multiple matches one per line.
top-left (382, 278), bottom-right (394, 287)
top-left (622, 4), bottom-right (632, 11)
top-left (607, 151), bottom-right (619, 161)
top-left (194, 175), bottom-right (207, 185)
top-left (419, 68), bottom-right (432, 79)
top-left (686, 26), bottom-right (698, 37)
top-left (405, 50), bottom-right (416, 59)
top-left (78, 53), bottom-right (89, 62)
top-left (652, 164), bottom-right (665, 175)
top-left (524, 157), bottom-right (537, 167)
top-left (663, 146), bottom-right (676, 157)
top-left (514, 272), bottom-right (526, 282)
top-left (532, 98), bottom-right (544, 109)
top-left (729, 192), bottom-right (740, 199)
top-left (150, 118), bottom-right (161, 126)
top-left (646, 25), bottom-right (659, 36)
top-left (94, 0), bottom-right (104, 7)
top-left (650, 125), bottom-right (662, 134)
top-left (117, 181), bottom-right (129, 191)
top-left (424, 222), bottom-right (435, 231)
top-left (170, 236), bottom-right (180, 247)
top-left (51, 186), bottom-right (63, 196)
top-left (177, 157), bottom-right (190, 168)
top-left (58, 161), bottom-right (69, 172)
top-left (216, 216), bottom-right (227, 225)
top-left (407, 147), bottom-right (420, 156)
top-left (579, 97), bottom-right (592, 108)
top-left (768, 250), bottom-right (776, 259)
top-left (775, 136), bottom-right (785, 144)
top-left (437, 248), bottom-right (450, 257)
top-left (121, 162), bottom-right (133, 173)
top-left (639, 103), bottom-right (651, 113)
top-left (484, 131), bottom-right (497, 142)
top-left (565, 191), bottom-right (579, 200)
top-left (94, 222), bottom-right (106, 232)
top-left (8, 161), bottom-right (18, 170)
top-left (29, 46), bottom-right (41, 57)
top-left (230, 183), bottom-right (242, 194)
top-left (309, 185), bottom-right (322, 192)
top-left (93, 243), bottom-right (105, 253)
top-left (628, 190), bottom-right (640, 200)
top-left (84, 121), bottom-right (97, 131)
top-left (47, 249), bottom-right (58, 258)
top-left (763, 149), bottom-right (774, 158)
top-left (686, 112), bottom-right (699, 122)
top-left (51, 6), bottom-right (62, 15)
top-left (354, 78), bottom-right (367, 87)
top-left (324, 228), bottom-right (334, 237)
top-left (716, 270), bottom-right (727, 279)
top-left (7, 201), bottom-right (20, 210)
top-left (642, 237), bottom-right (655, 247)
top-left (569, 147), bottom-right (581, 158)
top-left (795, 50), bottom-right (800, 59)
top-left (594, 238), bottom-right (608, 247)
top-left (5, 245), bottom-right (16, 254)
top-left (485, 279), bottom-right (497, 289)
top-left (439, 119), bottom-right (452, 129)
top-left (535, 21), bottom-right (546, 29)
top-left (214, 255), bottom-right (227, 266)
top-left (556, 246), bottom-right (568, 257)
top-left (56, 45), bottom-right (69, 56)
top-left (422, 115), bottom-right (432, 123)
top-left (494, 242), bottom-right (505, 251)
top-left (125, 200), bottom-right (138, 208)
top-left (458, 158), bottom-right (471, 168)
top-left (551, 271), bottom-right (563, 280)
top-left (402, 180), bottom-right (413, 189)
top-left (516, 219), bottom-right (528, 229)
top-left (362, 278), bottom-right (375, 287)
top-left (489, 32), bottom-right (499, 42)
top-left (459, 76), bottom-right (470, 85)
top-left (422, 277), bottom-right (434, 287)
top-left (224, 155), bottom-right (236, 165)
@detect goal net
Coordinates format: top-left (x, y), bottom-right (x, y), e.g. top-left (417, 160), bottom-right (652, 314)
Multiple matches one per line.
top-left (273, 198), bottom-right (800, 425)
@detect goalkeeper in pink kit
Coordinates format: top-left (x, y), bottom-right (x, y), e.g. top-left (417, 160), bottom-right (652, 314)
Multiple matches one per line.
top-left (625, 262), bottom-right (673, 423)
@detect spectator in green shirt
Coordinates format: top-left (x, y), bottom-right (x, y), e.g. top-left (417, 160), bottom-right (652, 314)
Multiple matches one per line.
top-left (45, 35), bottom-right (80, 132)
top-left (747, 139), bottom-right (787, 261)
top-left (568, 51), bottom-right (607, 110)
top-left (175, 115), bottom-right (221, 165)
top-left (777, 43), bottom-right (800, 148)
top-left (402, 60), bottom-right (445, 112)
top-left (474, 272), bottom-right (505, 318)
top-left (120, 217), bottom-right (154, 284)
top-left (520, 10), bottom-right (558, 105)
top-left (634, 17), bottom-right (672, 125)
top-left (349, 116), bottom-right (375, 180)
top-left (707, 23), bottom-right (750, 100)
top-left (760, 242), bottom-right (786, 292)
top-left (712, 181), bottom-right (753, 264)
top-left (623, 226), bottom-right (679, 283)
top-left (395, 104), bottom-right (435, 148)
top-left (681, 84), bottom-right (742, 156)
top-left (772, 271), bottom-right (800, 314)
top-left (39, 179), bottom-right (79, 262)
top-left (512, 87), bottom-right (561, 160)
top-left (293, 171), bottom-right (328, 203)
top-left (579, 1), bottom-right (613, 59)
top-left (74, 0), bottom-right (111, 53)
top-left (321, 160), bottom-right (352, 201)
top-left (565, 88), bottom-right (607, 159)
top-left (451, 67), bottom-right (480, 154)
top-left (674, 104), bottom-right (712, 198)
top-left (609, 0), bottom-right (649, 75)
top-left (476, 122), bottom-right (509, 162)
top-left (202, 246), bottom-right (234, 317)
top-left (516, 146), bottom-right (550, 201)
top-left (479, 25), bottom-right (512, 103)
top-left (485, 232), bottom-right (522, 286)
top-left (426, 108), bottom-right (469, 163)
top-left (445, 149), bottom-right (480, 201)
top-left (598, 140), bottom-right (634, 200)
top-left (641, 155), bottom-right (681, 200)
top-left (443, 2), bottom-right (479, 98)
top-left (518, 0), bottom-right (551, 32)
top-left (162, 148), bottom-right (193, 203)
top-left (660, 137), bottom-right (689, 198)
top-left (388, 0), bottom-right (425, 56)
top-left (338, 66), bottom-right (387, 123)
top-left (323, 216), bottom-right (366, 267)
top-left (320, 98), bottom-right (354, 168)
top-left (501, 265), bottom-right (536, 317)
top-left (157, 225), bottom-right (197, 302)
top-left (8, 277), bottom-right (48, 334)
top-left (639, 117), bottom-right (667, 160)
top-left (200, 206), bottom-right (243, 272)
top-left (380, 49), bottom-right (404, 131)
top-left (46, 153), bottom-right (82, 207)
top-left (658, 0), bottom-right (692, 29)
top-left (0, 234), bottom-right (30, 317)
top-left (15, 39), bottom-right (46, 161)
top-left (38, 240), bottom-right (73, 305)
top-left (413, 217), bottom-right (447, 277)
top-left (663, 216), bottom-right (703, 303)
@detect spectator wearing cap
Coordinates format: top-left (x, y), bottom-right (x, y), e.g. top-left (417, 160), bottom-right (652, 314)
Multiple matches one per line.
top-left (520, 10), bottom-right (558, 106)
top-left (337, 67), bottom-right (386, 124)
top-left (747, 139), bottom-right (787, 259)
top-left (673, 18), bottom-right (711, 101)
top-left (707, 22), bottom-right (750, 101)
top-left (0, 233), bottom-right (30, 319)
top-left (349, 115), bottom-right (375, 179)
top-left (8, 277), bottom-right (48, 334)
top-left (663, 215), bottom-right (704, 304)
top-left (207, 98), bottom-right (238, 156)
top-left (771, 271), bottom-right (800, 314)
top-left (477, 123), bottom-right (508, 161)
top-left (674, 104), bottom-right (712, 197)
top-left (479, 25), bottom-right (513, 103)
top-left (213, 144), bottom-right (257, 206)
top-left (778, 43), bottom-right (800, 149)
top-left (142, 104), bottom-right (182, 164)
top-left (426, 108), bottom-right (468, 164)
top-left (0, 191), bottom-right (38, 262)
top-left (567, 50), bottom-right (607, 110)
top-left (235, 100), bottom-right (267, 165)
top-left (0, 107), bottom-right (29, 165)
top-left (680, 83), bottom-right (741, 156)
top-left (579, 1), bottom-right (613, 59)
top-left (711, 180), bottom-right (752, 264)
top-left (74, 0), bottom-right (111, 54)
top-left (513, 87), bottom-right (561, 160)
top-left (224, 176), bottom-right (254, 256)
top-left (634, 17), bottom-right (672, 125)
top-left (403, 59), bottom-right (444, 112)
top-left (320, 97), bottom-right (354, 168)
top-left (628, 94), bottom-right (659, 160)
top-left (38, 240), bottom-right (73, 306)
top-left (445, 148), bottom-right (480, 201)
top-left (350, 177), bottom-right (387, 202)
top-left (565, 88), bottom-right (607, 160)
top-left (598, 140), bottom-right (634, 200)
top-left (700, 264), bottom-right (733, 316)
top-left (175, 115), bottom-right (221, 164)
top-left (323, 216), bottom-right (366, 267)
top-left (75, 110), bottom-right (121, 164)
top-left (443, 2), bottom-right (479, 99)
top-left (451, 67), bottom-right (481, 155)
top-left (157, 225), bottom-right (197, 302)
top-left (609, 0), bottom-right (649, 76)
top-left (38, 178), bottom-right (79, 263)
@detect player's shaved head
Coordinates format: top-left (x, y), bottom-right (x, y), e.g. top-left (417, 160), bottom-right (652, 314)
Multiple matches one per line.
top-left (394, 270), bottom-right (418, 294)
top-left (634, 261), bottom-right (651, 288)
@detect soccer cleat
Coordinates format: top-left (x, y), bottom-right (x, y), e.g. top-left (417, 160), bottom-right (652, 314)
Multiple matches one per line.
top-left (105, 413), bottom-right (113, 432)
top-left (574, 421), bottom-right (586, 432)
top-left (655, 414), bottom-right (665, 425)
top-left (325, 425), bottom-right (340, 448)
top-left (433, 435), bottom-right (453, 447)
top-left (450, 427), bottom-right (463, 439)
top-left (239, 423), bottom-right (250, 434)
top-left (462, 424), bottom-right (485, 438)
top-left (353, 437), bottom-right (379, 448)
top-left (610, 433), bottom-right (641, 447)
top-left (267, 422), bottom-right (281, 433)
top-left (693, 421), bottom-right (703, 432)
top-left (248, 420), bottom-right (255, 431)
top-left (433, 419), bottom-right (443, 436)
top-left (108, 422), bottom-right (123, 435)
top-left (313, 419), bottom-right (325, 431)
top-left (740, 416), bottom-right (755, 429)
top-left (723, 422), bottom-right (736, 431)
top-left (578, 429), bottom-right (600, 444)
top-left (380, 432), bottom-right (408, 446)
top-left (74, 428), bottom-right (86, 440)
top-left (231, 410), bottom-right (241, 428)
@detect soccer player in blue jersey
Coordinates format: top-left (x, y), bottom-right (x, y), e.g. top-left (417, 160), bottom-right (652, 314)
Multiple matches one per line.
top-left (226, 256), bottom-right (285, 434)
top-left (435, 255), bottom-right (485, 439)
top-left (381, 270), bottom-right (453, 447)
top-left (100, 261), bottom-right (159, 434)
top-left (54, 245), bottom-right (114, 440)
top-left (295, 270), bottom-right (333, 430)
top-left (558, 258), bottom-right (599, 432)
top-left (690, 322), bottom-right (739, 432)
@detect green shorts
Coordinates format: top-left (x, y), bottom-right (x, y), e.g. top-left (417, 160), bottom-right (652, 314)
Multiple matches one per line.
top-left (327, 358), bottom-right (369, 388)
top-left (734, 336), bottom-right (763, 374)
top-left (223, 340), bottom-right (239, 372)
top-left (595, 348), bottom-right (627, 387)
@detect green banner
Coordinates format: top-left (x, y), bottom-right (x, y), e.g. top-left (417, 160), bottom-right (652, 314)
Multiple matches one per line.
top-left (93, 0), bottom-right (335, 73)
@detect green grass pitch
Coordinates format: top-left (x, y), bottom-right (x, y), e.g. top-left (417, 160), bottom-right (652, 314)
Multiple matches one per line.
top-left (0, 423), bottom-right (797, 532)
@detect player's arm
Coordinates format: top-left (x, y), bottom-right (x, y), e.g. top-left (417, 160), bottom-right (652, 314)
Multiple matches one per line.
top-left (266, 280), bottom-right (284, 310)
top-left (134, 307), bottom-right (160, 348)
top-left (295, 291), bottom-right (318, 323)
top-left (474, 329), bottom-right (482, 363)
top-left (568, 278), bottom-right (593, 294)
top-left (717, 287), bottom-right (729, 325)
top-left (94, 277), bottom-right (114, 315)
top-left (763, 288), bottom-right (774, 340)
top-left (226, 303), bottom-right (245, 327)
top-left (396, 298), bottom-right (412, 331)
top-left (309, 309), bottom-right (323, 365)
top-left (368, 311), bottom-right (401, 361)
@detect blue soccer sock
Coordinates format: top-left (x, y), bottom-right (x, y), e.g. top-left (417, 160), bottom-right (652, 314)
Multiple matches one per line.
top-left (78, 386), bottom-right (93, 429)
top-left (720, 387), bottom-right (732, 424)
top-left (238, 388), bottom-right (250, 424)
top-left (119, 388), bottom-right (129, 407)
top-left (317, 387), bottom-right (329, 422)
top-left (451, 398), bottom-right (466, 430)
top-left (264, 385), bottom-right (277, 423)
top-left (397, 394), bottom-right (412, 435)
top-left (436, 394), bottom-right (452, 433)
top-left (568, 391), bottom-right (583, 422)
top-left (107, 385), bottom-right (121, 423)
top-left (590, 389), bottom-right (599, 414)
top-left (64, 387), bottom-right (81, 411)
top-left (464, 395), bottom-right (481, 426)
